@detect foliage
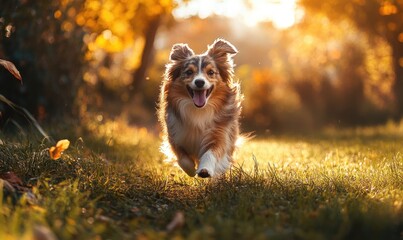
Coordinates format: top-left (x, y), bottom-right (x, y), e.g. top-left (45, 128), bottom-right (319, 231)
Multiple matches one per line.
top-left (299, 0), bottom-right (403, 117)
top-left (0, 0), bottom-right (87, 120)
top-left (0, 0), bottom-right (175, 122)
top-left (281, 15), bottom-right (394, 127)
top-left (300, 0), bottom-right (402, 38)
top-left (172, 16), bottom-right (394, 132)
top-left (81, 0), bottom-right (174, 82)
top-left (0, 121), bottom-right (402, 239)
top-left (77, 0), bottom-right (175, 118)
top-left (0, 0), bottom-right (401, 132)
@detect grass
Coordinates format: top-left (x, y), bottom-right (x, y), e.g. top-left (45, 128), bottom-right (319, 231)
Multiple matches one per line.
top-left (0, 119), bottom-right (402, 239)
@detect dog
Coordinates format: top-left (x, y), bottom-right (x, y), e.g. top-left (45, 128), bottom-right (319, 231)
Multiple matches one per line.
top-left (158, 38), bottom-right (243, 178)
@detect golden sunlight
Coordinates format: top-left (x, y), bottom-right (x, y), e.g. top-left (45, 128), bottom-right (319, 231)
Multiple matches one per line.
top-left (173, 0), bottom-right (302, 28)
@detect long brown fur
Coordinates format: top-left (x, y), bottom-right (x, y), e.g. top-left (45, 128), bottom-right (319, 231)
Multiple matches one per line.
top-left (158, 39), bottom-right (242, 178)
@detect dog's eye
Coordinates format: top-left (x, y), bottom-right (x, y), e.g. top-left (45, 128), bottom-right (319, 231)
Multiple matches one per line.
top-left (207, 70), bottom-right (215, 77)
top-left (184, 69), bottom-right (193, 76)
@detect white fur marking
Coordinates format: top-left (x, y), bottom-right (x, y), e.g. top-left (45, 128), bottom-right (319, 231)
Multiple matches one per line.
top-left (199, 55), bottom-right (202, 73)
top-left (196, 150), bottom-right (217, 177)
top-left (190, 56), bottom-right (212, 90)
top-left (215, 154), bottom-right (231, 176)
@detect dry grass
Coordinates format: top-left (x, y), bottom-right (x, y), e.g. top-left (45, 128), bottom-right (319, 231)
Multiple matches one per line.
top-left (0, 119), bottom-right (402, 239)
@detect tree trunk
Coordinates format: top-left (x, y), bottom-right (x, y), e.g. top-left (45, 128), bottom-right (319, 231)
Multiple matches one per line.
top-left (130, 15), bottom-right (162, 97)
top-left (391, 35), bottom-right (403, 119)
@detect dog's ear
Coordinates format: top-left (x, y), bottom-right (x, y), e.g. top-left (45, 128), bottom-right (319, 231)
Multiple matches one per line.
top-left (207, 39), bottom-right (238, 59)
top-left (165, 44), bottom-right (194, 81)
top-left (169, 43), bottom-right (194, 61)
top-left (207, 39), bottom-right (237, 82)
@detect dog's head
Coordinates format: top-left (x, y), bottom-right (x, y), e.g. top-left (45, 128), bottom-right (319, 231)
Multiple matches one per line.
top-left (165, 39), bottom-right (238, 108)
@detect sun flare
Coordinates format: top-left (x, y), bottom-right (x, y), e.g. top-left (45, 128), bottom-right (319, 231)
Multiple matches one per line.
top-left (173, 0), bottom-right (302, 29)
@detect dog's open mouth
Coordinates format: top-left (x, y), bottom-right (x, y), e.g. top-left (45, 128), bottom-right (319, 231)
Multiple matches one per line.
top-left (186, 85), bottom-right (214, 108)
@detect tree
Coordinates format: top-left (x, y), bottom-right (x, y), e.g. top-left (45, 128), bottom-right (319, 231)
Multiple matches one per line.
top-left (128, 1), bottom-right (175, 102)
top-left (0, 0), bottom-right (86, 121)
top-left (300, 0), bottom-right (403, 119)
top-left (0, 0), bottom-right (175, 122)
top-left (75, 0), bottom-right (175, 105)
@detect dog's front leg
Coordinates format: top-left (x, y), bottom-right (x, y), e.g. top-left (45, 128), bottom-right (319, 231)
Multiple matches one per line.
top-left (196, 150), bottom-right (217, 178)
top-left (196, 127), bottom-right (235, 178)
top-left (196, 150), bottom-right (232, 178)
top-left (173, 147), bottom-right (196, 177)
top-left (178, 154), bottom-right (196, 177)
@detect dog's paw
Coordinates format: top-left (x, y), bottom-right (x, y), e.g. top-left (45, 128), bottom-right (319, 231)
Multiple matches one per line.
top-left (197, 150), bottom-right (216, 178)
top-left (196, 168), bottom-right (211, 178)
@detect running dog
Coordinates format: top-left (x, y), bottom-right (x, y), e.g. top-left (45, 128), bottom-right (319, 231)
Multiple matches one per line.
top-left (159, 39), bottom-right (242, 178)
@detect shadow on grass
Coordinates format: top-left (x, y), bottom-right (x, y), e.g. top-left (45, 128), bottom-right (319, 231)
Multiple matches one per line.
top-left (0, 133), bottom-right (401, 239)
top-left (182, 167), bottom-right (402, 240)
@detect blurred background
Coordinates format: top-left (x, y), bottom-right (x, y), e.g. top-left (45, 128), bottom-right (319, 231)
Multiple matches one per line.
top-left (0, 0), bottom-right (402, 134)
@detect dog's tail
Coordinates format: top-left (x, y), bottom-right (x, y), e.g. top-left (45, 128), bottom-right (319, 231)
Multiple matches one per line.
top-left (235, 132), bottom-right (255, 147)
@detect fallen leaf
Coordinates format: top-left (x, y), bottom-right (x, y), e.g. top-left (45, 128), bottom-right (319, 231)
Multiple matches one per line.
top-left (49, 139), bottom-right (70, 160)
top-left (0, 172), bottom-right (36, 202)
top-left (166, 211), bottom-right (185, 232)
top-left (96, 215), bottom-right (112, 222)
top-left (1, 171), bottom-right (23, 185)
top-left (0, 179), bottom-right (15, 193)
top-left (33, 225), bottom-right (57, 240)
top-left (131, 207), bottom-right (140, 213)
top-left (0, 59), bottom-right (22, 82)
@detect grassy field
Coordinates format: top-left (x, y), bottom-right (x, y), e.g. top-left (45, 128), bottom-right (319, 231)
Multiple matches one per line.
top-left (0, 120), bottom-right (402, 239)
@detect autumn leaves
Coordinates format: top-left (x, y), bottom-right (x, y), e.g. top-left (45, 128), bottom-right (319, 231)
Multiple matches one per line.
top-left (1, 59), bottom-right (69, 160)
top-left (49, 139), bottom-right (70, 160)
top-left (0, 59), bottom-right (22, 82)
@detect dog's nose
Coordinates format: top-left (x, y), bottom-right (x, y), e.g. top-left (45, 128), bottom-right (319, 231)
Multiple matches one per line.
top-left (195, 79), bottom-right (205, 88)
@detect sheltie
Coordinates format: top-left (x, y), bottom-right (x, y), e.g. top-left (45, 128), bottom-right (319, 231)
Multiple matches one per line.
top-left (158, 39), bottom-right (242, 178)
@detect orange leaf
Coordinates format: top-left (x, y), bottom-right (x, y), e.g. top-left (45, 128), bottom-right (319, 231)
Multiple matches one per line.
top-left (0, 59), bottom-right (22, 82)
top-left (0, 171), bottom-right (32, 194)
top-left (166, 211), bottom-right (185, 232)
top-left (49, 139), bottom-right (70, 160)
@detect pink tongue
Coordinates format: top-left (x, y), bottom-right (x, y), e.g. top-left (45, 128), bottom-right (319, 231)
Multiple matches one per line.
top-left (192, 90), bottom-right (207, 107)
